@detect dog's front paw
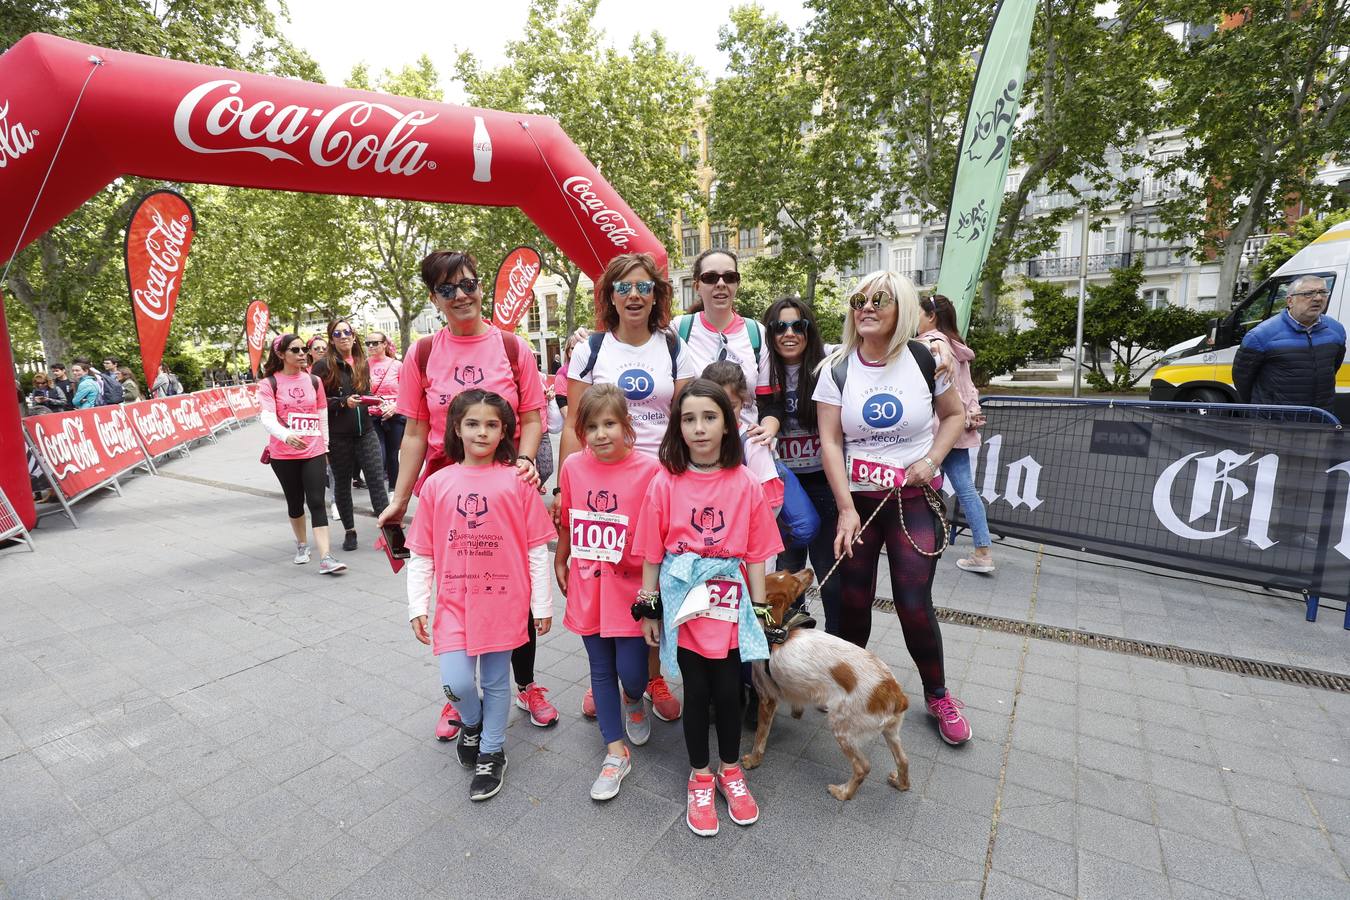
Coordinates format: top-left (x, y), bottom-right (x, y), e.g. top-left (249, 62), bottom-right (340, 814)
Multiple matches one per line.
top-left (741, 752), bottom-right (763, 769)
top-left (790, 705), bottom-right (804, 719)
top-left (888, 770), bottom-right (911, 791)
top-left (828, 783), bottom-right (855, 801)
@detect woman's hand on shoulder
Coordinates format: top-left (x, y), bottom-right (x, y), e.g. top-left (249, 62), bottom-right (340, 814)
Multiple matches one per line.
top-left (515, 456), bottom-right (541, 489)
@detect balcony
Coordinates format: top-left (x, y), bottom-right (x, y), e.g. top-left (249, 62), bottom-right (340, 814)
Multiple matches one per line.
top-left (1027, 253), bottom-right (1131, 278)
top-left (910, 267), bottom-right (941, 286)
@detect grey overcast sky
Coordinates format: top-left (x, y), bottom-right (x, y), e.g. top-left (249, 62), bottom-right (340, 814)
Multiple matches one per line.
top-left (278, 0), bottom-right (813, 99)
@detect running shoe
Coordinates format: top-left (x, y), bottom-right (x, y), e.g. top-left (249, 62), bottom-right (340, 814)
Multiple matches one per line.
top-left (514, 683), bottom-right (559, 727)
top-left (590, 749), bottom-right (631, 801)
top-left (342, 530), bottom-right (358, 552)
top-left (926, 693), bottom-right (973, 745)
top-left (581, 687), bottom-right (597, 718)
top-left (293, 543), bottom-right (310, 565)
top-left (469, 751), bottom-right (507, 801)
top-left (686, 772), bottom-right (719, 836)
top-left (456, 721), bottom-right (482, 768)
top-left (317, 555), bottom-right (347, 575)
top-left (436, 701), bottom-right (460, 742)
top-left (716, 765), bottom-right (759, 826)
top-left (623, 694), bottom-right (650, 746)
top-left (645, 676), bottom-right (681, 722)
top-left (956, 555), bottom-right (995, 574)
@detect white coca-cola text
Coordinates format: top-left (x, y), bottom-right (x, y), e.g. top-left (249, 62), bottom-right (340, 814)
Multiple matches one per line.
top-left (94, 408), bottom-right (141, 459)
top-left (0, 100), bottom-right (36, 169)
top-left (33, 417), bottom-right (99, 478)
top-left (497, 255), bottom-right (540, 324)
top-left (247, 305), bottom-right (269, 352)
top-left (133, 207), bottom-right (190, 321)
top-left (171, 399), bottom-right (206, 431)
top-left (561, 176), bottom-right (637, 248)
top-left (133, 403), bottom-right (179, 444)
top-left (173, 80), bottom-right (437, 176)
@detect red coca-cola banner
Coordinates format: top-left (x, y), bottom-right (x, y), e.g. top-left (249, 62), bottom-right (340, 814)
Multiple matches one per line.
top-left (22, 406), bottom-right (149, 499)
top-left (224, 384), bottom-right (261, 420)
top-left (195, 388), bottom-right (236, 431)
top-left (125, 189), bottom-right (195, 389)
top-left (125, 394), bottom-right (213, 459)
top-left (245, 300), bottom-right (270, 376)
top-left (492, 246), bottom-right (542, 332)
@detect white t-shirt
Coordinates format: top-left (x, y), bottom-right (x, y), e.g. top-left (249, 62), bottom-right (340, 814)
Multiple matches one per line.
top-left (568, 330), bottom-right (696, 459)
top-left (675, 312), bottom-right (771, 429)
top-left (812, 346), bottom-right (950, 491)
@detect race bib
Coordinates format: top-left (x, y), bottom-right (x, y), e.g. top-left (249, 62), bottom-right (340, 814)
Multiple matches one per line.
top-left (700, 578), bottom-right (742, 623)
top-left (777, 433), bottom-right (821, 470)
top-left (287, 412), bottom-right (321, 436)
top-left (568, 509), bottom-right (628, 563)
top-left (849, 453), bottom-right (905, 489)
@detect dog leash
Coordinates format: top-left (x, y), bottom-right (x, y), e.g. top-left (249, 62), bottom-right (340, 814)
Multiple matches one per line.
top-left (812, 482), bottom-right (949, 596)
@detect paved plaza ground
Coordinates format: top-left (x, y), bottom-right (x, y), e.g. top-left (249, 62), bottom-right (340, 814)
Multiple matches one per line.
top-left (2, 421), bottom-right (1348, 899)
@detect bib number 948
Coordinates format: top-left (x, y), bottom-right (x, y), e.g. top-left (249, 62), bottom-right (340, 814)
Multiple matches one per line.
top-left (850, 457), bottom-right (904, 488)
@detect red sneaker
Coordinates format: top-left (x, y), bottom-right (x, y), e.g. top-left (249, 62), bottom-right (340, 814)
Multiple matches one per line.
top-left (581, 687), bottom-right (597, 719)
top-left (686, 772), bottom-right (719, 836)
top-left (514, 682), bottom-right (559, 727)
top-left (926, 693), bottom-right (973, 745)
top-left (716, 765), bottom-right (759, 826)
top-left (644, 676), bottom-right (681, 722)
top-left (435, 701), bottom-right (460, 741)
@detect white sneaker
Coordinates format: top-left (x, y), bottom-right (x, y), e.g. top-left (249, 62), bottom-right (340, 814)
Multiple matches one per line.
top-left (590, 750), bottom-right (631, 801)
top-left (318, 555), bottom-right (347, 575)
top-left (293, 543), bottom-right (311, 565)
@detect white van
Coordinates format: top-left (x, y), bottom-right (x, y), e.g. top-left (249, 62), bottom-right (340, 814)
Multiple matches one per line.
top-left (1150, 220), bottom-right (1350, 420)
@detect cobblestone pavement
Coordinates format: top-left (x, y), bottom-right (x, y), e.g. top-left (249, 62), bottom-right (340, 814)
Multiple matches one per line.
top-left (2, 423), bottom-right (1347, 899)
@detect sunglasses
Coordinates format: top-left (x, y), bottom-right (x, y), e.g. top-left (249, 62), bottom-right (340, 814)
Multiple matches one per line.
top-left (309, 345), bottom-right (326, 353)
top-left (849, 291), bottom-right (895, 311)
top-left (614, 280), bottom-right (655, 297)
top-left (771, 319), bottom-right (811, 336)
top-left (365, 339), bottom-right (385, 347)
top-left (433, 278), bottom-right (480, 299)
top-left (285, 346), bottom-right (307, 355)
top-left (698, 270), bottom-right (741, 286)
top-left (331, 329), bottom-right (353, 338)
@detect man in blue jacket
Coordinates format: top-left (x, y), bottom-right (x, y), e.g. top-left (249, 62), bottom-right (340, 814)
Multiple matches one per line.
top-left (1232, 275), bottom-right (1346, 414)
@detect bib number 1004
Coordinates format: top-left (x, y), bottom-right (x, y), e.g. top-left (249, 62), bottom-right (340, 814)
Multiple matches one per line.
top-left (568, 509), bottom-right (628, 563)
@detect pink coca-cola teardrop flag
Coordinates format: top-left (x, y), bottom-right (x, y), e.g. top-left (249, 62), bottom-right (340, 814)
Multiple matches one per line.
top-left (245, 299), bottom-right (270, 376)
top-left (492, 246), bottom-right (542, 332)
top-left (125, 189), bottom-right (195, 389)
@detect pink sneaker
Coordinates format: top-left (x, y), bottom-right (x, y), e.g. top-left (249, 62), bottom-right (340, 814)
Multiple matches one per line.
top-left (582, 687), bottom-right (597, 719)
top-left (644, 676), bottom-right (681, 722)
top-left (926, 693), bottom-right (973, 745)
top-left (435, 701), bottom-right (460, 741)
top-left (716, 765), bottom-right (759, 825)
top-left (686, 772), bottom-right (719, 836)
top-left (514, 682), bottom-right (559, 727)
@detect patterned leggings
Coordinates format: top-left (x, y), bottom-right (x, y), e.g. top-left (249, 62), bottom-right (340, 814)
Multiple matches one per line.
top-left (328, 429), bottom-right (388, 530)
top-left (836, 490), bottom-right (947, 698)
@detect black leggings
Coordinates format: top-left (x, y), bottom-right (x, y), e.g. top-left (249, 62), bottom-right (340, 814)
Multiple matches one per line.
top-left (677, 647), bottom-right (743, 769)
top-left (512, 618), bottom-right (536, 688)
top-left (837, 490), bottom-right (946, 697)
top-left (269, 455), bottom-right (329, 527)
top-left (328, 429), bottom-right (388, 530)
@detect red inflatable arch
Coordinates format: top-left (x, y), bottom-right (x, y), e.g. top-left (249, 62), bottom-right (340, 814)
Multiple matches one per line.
top-left (0, 33), bottom-right (668, 528)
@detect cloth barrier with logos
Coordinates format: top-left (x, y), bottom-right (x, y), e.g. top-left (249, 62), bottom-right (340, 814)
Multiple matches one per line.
top-left (946, 397), bottom-right (1349, 628)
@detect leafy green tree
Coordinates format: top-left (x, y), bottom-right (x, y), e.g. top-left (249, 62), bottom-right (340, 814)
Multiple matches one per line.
top-left (965, 307), bottom-right (1031, 387)
top-left (1154, 1), bottom-right (1350, 310)
top-left (731, 254), bottom-right (846, 344)
top-left (1253, 209), bottom-right (1350, 282)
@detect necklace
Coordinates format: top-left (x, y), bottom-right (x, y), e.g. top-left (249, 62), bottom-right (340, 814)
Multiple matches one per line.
top-left (688, 460), bottom-right (720, 471)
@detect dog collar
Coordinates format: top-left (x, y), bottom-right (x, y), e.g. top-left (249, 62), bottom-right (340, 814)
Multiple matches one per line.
top-left (753, 604), bottom-right (817, 646)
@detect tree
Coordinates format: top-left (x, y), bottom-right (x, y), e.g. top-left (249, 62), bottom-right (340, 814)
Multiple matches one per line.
top-left (1155, 1), bottom-right (1350, 311)
top-left (708, 5), bottom-right (886, 304)
top-left (457, 0), bottom-right (701, 335)
top-left (1020, 263), bottom-right (1210, 390)
top-left (1253, 209), bottom-right (1350, 281)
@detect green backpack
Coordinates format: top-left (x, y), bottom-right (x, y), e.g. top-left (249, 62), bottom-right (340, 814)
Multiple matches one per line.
top-left (675, 313), bottom-right (762, 366)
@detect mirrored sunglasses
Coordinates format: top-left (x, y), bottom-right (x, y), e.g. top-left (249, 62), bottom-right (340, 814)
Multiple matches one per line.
top-left (849, 291), bottom-right (894, 311)
top-left (434, 278), bottom-right (479, 299)
top-left (614, 280), bottom-right (655, 297)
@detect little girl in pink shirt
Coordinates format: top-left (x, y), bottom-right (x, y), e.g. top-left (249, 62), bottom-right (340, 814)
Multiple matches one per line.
top-left (406, 390), bottom-right (555, 802)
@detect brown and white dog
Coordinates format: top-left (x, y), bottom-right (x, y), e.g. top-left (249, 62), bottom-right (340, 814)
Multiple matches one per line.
top-left (741, 569), bottom-right (911, 801)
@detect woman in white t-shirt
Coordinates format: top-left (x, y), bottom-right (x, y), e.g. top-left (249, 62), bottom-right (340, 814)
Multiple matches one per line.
top-left (559, 250), bottom-right (694, 723)
top-left (813, 270), bottom-right (973, 746)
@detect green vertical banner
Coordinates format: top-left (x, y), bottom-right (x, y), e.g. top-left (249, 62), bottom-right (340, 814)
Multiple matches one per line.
top-left (935, 0), bottom-right (1037, 335)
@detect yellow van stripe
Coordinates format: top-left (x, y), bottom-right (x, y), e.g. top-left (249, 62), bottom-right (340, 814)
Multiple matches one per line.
top-left (1310, 227), bottom-right (1350, 245)
top-left (1155, 362), bottom-right (1350, 390)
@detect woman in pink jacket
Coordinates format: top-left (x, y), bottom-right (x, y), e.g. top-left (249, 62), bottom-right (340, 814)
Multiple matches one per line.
top-left (919, 295), bottom-right (994, 574)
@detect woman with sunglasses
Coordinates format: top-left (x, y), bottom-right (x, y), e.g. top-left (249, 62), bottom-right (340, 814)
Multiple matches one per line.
top-left (364, 332), bottom-right (404, 488)
top-left (559, 250), bottom-right (695, 724)
top-left (380, 250), bottom-right (554, 734)
top-left (306, 336), bottom-right (327, 370)
top-left (672, 249), bottom-right (781, 444)
top-left (311, 319), bottom-right (389, 551)
top-left (813, 271), bottom-right (973, 746)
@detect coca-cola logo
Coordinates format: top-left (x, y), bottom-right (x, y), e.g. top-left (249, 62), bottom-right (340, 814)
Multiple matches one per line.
top-left (171, 399), bottom-right (207, 431)
top-left (247, 306), bottom-right (268, 351)
top-left (0, 100), bottom-right (36, 169)
top-left (133, 403), bottom-right (179, 443)
top-left (561, 176), bottom-right (637, 248)
top-left (173, 80), bottom-right (438, 176)
top-left (33, 417), bottom-right (99, 478)
top-left (133, 209), bottom-right (191, 322)
top-left (94, 408), bottom-right (141, 458)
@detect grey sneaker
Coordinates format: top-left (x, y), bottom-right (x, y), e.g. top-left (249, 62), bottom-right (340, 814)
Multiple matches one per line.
top-left (623, 694), bottom-right (651, 746)
top-left (293, 543), bottom-right (311, 565)
top-left (590, 751), bottom-right (631, 801)
top-left (318, 555), bottom-right (347, 575)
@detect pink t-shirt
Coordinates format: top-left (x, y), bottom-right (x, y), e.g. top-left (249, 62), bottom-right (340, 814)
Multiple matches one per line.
top-left (552, 366), bottom-right (569, 400)
top-left (258, 372), bottom-right (327, 460)
top-left (632, 466), bottom-right (784, 659)
top-left (559, 449), bottom-right (661, 638)
top-left (368, 356), bottom-right (402, 399)
top-left (396, 326), bottom-right (546, 458)
top-left (406, 462), bottom-right (556, 656)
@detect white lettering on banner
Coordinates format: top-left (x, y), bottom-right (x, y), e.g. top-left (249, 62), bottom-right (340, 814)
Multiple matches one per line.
top-left (133, 403), bottom-right (178, 443)
top-left (980, 434), bottom-right (1002, 505)
top-left (247, 306), bottom-right (269, 353)
top-left (133, 209), bottom-right (191, 321)
top-left (33, 417), bottom-right (99, 478)
top-left (1327, 461), bottom-right (1350, 561)
top-left (1152, 450), bottom-right (1277, 547)
top-left (497, 255), bottom-right (540, 325)
top-left (170, 399), bottom-right (206, 431)
top-left (0, 100), bottom-right (37, 168)
top-left (947, 434), bottom-right (1043, 511)
top-left (173, 80), bottom-right (437, 175)
top-left (1004, 456), bottom-right (1043, 511)
top-left (560, 176), bottom-right (637, 248)
top-left (94, 409), bottom-right (140, 459)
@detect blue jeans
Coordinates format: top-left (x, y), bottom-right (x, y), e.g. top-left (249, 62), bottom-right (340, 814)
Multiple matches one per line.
top-left (942, 447), bottom-right (990, 549)
top-left (581, 634), bottom-right (649, 745)
top-left (778, 470), bottom-right (843, 635)
top-left (437, 648), bottom-right (513, 754)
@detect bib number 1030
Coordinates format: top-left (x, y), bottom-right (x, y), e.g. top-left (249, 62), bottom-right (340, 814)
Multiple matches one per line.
top-left (568, 510), bottom-right (628, 563)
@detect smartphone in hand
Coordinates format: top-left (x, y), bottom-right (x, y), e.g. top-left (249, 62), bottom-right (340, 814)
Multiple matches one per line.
top-left (380, 523), bottom-right (411, 559)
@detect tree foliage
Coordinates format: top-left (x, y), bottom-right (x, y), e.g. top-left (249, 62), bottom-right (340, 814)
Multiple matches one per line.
top-left (1253, 209), bottom-right (1350, 282)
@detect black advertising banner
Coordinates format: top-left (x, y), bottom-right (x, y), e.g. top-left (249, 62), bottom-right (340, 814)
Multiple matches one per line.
top-left (951, 399), bottom-right (1350, 601)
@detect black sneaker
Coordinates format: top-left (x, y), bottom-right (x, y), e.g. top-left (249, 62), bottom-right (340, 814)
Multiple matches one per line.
top-left (456, 722), bottom-right (483, 768)
top-left (469, 751), bottom-right (507, 801)
top-left (342, 530), bottom-right (358, 551)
